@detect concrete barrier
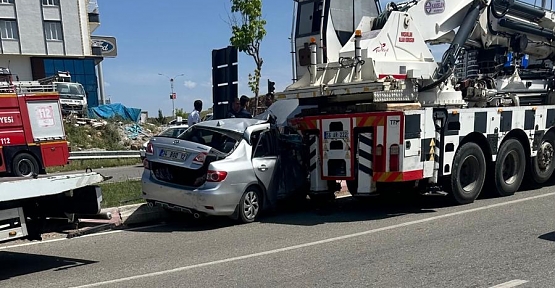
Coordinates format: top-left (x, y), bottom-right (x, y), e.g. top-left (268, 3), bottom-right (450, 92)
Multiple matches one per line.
top-left (118, 203), bottom-right (169, 226)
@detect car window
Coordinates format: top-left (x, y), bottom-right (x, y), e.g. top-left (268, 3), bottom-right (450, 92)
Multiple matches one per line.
top-left (253, 131), bottom-right (277, 158)
top-left (158, 127), bottom-right (187, 138)
top-left (178, 126), bottom-right (240, 153)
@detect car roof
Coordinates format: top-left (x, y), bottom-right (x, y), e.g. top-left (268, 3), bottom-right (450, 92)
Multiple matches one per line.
top-left (195, 118), bottom-right (267, 133)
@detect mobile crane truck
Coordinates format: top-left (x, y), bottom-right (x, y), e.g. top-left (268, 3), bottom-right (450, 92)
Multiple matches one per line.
top-left (278, 0), bottom-right (555, 204)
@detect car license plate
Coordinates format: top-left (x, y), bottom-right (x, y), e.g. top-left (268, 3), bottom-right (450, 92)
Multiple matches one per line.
top-left (159, 149), bottom-right (188, 161)
top-left (324, 130), bottom-right (349, 139)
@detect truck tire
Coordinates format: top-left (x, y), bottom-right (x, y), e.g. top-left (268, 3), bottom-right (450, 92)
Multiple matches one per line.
top-left (493, 138), bottom-right (526, 197)
top-left (12, 153), bottom-right (40, 177)
top-left (449, 142), bottom-right (486, 205)
top-left (530, 133), bottom-right (555, 184)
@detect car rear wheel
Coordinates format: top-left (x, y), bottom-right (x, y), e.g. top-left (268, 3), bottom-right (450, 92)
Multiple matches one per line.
top-left (12, 153), bottom-right (39, 177)
top-left (239, 188), bottom-right (261, 223)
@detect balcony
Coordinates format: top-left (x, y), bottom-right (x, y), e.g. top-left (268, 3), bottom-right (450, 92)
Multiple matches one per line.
top-left (88, 0), bottom-right (100, 33)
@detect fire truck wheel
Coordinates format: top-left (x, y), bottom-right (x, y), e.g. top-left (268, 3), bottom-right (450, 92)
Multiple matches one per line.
top-left (530, 133), bottom-right (555, 184)
top-left (12, 153), bottom-right (39, 177)
top-left (450, 142), bottom-right (487, 205)
top-left (494, 138), bottom-right (526, 197)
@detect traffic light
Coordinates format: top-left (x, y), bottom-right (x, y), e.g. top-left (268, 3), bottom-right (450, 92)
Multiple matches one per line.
top-left (267, 79), bottom-right (275, 94)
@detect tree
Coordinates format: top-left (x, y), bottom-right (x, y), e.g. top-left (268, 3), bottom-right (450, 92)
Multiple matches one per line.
top-left (156, 109), bottom-right (167, 125)
top-left (229, 0), bottom-right (266, 115)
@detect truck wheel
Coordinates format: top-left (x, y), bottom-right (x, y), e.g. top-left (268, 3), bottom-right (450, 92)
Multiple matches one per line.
top-left (530, 133), bottom-right (555, 184)
top-left (238, 187), bottom-right (261, 223)
top-left (450, 142), bottom-right (486, 205)
top-left (494, 138), bottom-right (526, 197)
top-left (12, 153), bottom-right (39, 177)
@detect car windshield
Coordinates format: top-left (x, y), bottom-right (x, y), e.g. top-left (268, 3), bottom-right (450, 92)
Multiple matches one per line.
top-left (178, 126), bottom-right (241, 153)
top-left (157, 127), bottom-right (188, 138)
top-left (56, 83), bottom-right (85, 98)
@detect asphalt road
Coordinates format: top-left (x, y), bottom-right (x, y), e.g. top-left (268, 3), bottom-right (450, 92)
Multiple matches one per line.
top-left (0, 185), bottom-right (554, 288)
top-left (50, 165), bottom-right (143, 183)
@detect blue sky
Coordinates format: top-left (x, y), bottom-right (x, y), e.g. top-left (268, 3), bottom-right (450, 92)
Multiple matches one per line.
top-left (94, 0), bottom-right (296, 116)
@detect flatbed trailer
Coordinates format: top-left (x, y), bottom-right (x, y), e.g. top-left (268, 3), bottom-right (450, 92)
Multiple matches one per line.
top-left (0, 172), bottom-right (108, 243)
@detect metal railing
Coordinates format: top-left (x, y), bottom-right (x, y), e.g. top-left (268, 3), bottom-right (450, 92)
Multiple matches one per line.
top-left (69, 150), bottom-right (141, 160)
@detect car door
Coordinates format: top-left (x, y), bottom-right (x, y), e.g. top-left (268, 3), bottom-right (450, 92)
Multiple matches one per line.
top-left (251, 130), bottom-right (278, 192)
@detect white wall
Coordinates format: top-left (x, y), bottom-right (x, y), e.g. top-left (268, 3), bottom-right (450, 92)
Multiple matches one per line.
top-left (15, 0), bottom-right (46, 55)
top-left (60, 0), bottom-right (85, 56)
top-left (0, 56), bottom-right (32, 80)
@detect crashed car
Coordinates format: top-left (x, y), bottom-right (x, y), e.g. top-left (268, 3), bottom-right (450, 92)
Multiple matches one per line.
top-left (141, 116), bottom-right (307, 223)
top-left (140, 125), bottom-right (189, 160)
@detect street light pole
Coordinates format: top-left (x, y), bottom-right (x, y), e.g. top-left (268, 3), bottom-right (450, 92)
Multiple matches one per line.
top-left (158, 73), bottom-right (185, 119)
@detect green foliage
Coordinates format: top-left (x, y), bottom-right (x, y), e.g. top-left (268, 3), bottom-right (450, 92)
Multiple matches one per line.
top-left (229, 0), bottom-right (266, 113)
top-left (175, 108), bottom-right (188, 119)
top-left (156, 109), bottom-right (167, 125)
top-left (64, 122), bottom-right (124, 151)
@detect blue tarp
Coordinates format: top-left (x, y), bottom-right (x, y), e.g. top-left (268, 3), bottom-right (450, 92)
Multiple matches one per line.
top-left (88, 103), bottom-right (142, 122)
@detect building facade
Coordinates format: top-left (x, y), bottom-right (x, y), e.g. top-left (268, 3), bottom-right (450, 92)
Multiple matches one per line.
top-left (0, 0), bottom-right (105, 107)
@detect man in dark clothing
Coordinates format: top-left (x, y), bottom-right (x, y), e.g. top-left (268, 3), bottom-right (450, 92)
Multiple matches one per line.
top-left (227, 95), bottom-right (253, 118)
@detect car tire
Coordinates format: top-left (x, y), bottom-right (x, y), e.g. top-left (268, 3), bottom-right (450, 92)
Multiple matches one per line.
top-left (12, 153), bottom-right (40, 177)
top-left (238, 187), bottom-right (261, 223)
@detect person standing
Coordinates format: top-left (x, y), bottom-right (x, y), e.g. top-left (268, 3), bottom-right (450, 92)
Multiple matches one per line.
top-left (188, 99), bottom-right (202, 125)
top-left (227, 95), bottom-right (252, 118)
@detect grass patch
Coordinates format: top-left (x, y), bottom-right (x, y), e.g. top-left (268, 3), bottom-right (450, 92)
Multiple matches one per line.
top-left (64, 121), bottom-right (125, 151)
top-left (99, 180), bottom-right (144, 208)
top-left (46, 158), bottom-right (142, 173)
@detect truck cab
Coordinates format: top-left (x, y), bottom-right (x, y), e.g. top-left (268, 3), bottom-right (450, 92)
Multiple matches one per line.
top-left (38, 71), bottom-right (88, 118)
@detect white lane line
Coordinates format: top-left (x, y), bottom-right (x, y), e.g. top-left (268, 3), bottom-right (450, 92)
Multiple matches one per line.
top-left (489, 279), bottom-right (529, 288)
top-left (0, 223), bottom-right (167, 251)
top-left (70, 191), bottom-right (555, 288)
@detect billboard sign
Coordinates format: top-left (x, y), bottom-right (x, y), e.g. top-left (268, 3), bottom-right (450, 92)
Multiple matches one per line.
top-left (91, 36), bottom-right (118, 58)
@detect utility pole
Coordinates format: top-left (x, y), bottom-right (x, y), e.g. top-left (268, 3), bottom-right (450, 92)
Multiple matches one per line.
top-left (158, 73), bottom-right (184, 118)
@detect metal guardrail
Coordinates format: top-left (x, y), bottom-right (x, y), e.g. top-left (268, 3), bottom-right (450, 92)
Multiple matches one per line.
top-left (69, 150), bottom-right (141, 160)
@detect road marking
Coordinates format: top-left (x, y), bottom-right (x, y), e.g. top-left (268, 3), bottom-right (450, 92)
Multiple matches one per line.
top-left (70, 191), bottom-right (555, 288)
top-left (0, 223), bottom-right (167, 251)
top-left (489, 279), bottom-right (529, 288)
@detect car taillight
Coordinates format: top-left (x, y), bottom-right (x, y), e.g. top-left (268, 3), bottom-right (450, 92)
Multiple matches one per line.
top-left (389, 144), bottom-right (400, 171)
top-left (146, 142), bottom-right (154, 154)
top-left (193, 152), bottom-right (207, 164)
top-left (143, 159), bottom-right (150, 170)
top-left (206, 170), bottom-right (227, 182)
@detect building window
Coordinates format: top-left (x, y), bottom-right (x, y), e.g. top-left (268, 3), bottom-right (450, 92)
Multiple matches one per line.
top-left (0, 0), bottom-right (14, 4)
top-left (44, 21), bottom-right (63, 41)
top-left (42, 0), bottom-right (60, 6)
top-left (0, 20), bottom-right (18, 40)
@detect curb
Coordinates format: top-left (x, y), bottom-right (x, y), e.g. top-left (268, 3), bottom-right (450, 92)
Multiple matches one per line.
top-left (117, 203), bottom-right (169, 226)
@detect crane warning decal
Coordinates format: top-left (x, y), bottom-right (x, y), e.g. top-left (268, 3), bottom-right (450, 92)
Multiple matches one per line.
top-left (424, 0), bottom-right (445, 15)
top-left (35, 105), bottom-right (55, 127)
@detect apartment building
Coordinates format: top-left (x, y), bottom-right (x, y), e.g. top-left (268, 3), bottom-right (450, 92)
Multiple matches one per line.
top-left (0, 0), bottom-right (113, 107)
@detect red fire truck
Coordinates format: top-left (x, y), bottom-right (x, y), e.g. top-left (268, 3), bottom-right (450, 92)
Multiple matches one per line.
top-left (0, 67), bottom-right (69, 177)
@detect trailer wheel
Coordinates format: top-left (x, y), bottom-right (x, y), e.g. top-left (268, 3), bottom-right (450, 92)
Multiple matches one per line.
top-left (12, 153), bottom-right (39, 177)
top-left (530, 133), bottom-right (555, 184)
top-left (450, 142), bottom-right (486, 205)
top-left (494, 138), bottom-right (526, 196)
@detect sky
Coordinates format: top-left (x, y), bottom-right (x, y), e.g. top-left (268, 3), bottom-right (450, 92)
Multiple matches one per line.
top-left (94, 0), bottom-right (296, 116)
top-left (93, 0), bottom-right (543, 116)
